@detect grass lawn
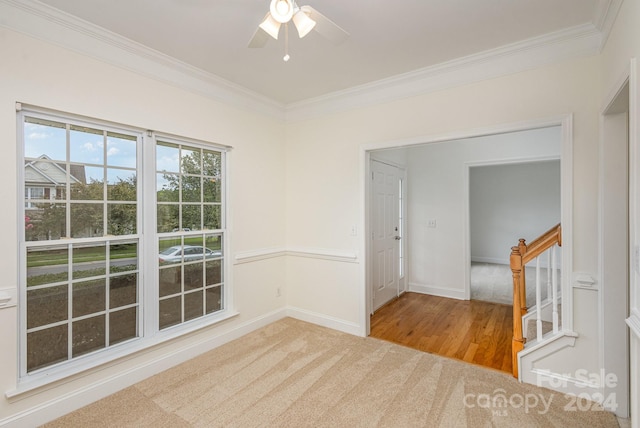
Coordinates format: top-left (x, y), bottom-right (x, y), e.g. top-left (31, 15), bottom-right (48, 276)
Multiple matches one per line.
top-left (27, 235), bottom-right (221, 267)
top-left (27, 244), bottom-right (137, 267)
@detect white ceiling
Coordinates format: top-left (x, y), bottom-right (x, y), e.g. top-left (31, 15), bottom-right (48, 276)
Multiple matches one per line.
top-left (33, 0), bottom-right (605, 105)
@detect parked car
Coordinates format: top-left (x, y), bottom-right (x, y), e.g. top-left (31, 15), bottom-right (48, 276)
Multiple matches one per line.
top-left (158, 245), bottom-right (221, 264)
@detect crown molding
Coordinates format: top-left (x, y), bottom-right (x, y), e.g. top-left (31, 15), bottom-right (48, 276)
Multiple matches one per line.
top-left (0, 0), bottom-right (286, 120)
top-left (593, 0), bottom-right (624, 49)
top-left (0, 0), bottom-right (611, 124)
top-left (285, 23), bottom-right (603, 121)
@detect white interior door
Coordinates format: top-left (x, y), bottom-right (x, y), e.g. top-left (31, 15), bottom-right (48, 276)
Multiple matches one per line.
top-left (371, 160), bottom-right (401, 312)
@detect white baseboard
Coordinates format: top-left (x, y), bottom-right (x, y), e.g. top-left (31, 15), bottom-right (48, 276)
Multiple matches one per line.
top-left (627, 309), bottom-right (640, 340)
top-left (408, 283), bottom-right (466, 300)
top-left (527, 367), bottom-right (624, 414)
top-left (515, 332), bottom-right (625, 410)
top-left (0, 308), bottom-right (288, 428)
top-left (530, 368), bottom-right (603, 395)
top-left (286, 306), bottom-right (363, 337)
top-left (470, 257), bottom-right (509, 265)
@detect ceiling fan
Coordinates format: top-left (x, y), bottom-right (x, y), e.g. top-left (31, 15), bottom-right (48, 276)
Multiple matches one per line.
top-left (248, 0), bottom-right (349, 61)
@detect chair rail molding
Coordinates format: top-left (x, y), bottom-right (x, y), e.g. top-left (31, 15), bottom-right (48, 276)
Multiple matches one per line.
top-left (234, 247), bottom-right (358, 265)
top-left (628, 309), bottom-right (640, 340)
top-left (0, 287), bottom-right (17, 309)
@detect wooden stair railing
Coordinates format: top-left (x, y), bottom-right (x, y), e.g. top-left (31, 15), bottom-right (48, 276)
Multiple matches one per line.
top-left (510, 223), bottom-right (561, 378)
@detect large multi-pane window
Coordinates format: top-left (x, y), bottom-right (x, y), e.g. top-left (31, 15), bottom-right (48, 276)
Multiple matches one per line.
top-left (18, 108), bottom-right (227, 382)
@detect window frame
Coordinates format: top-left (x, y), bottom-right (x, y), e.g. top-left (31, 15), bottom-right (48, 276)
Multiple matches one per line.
top-left (398, 177), bottom-right (404, 279)
top-left (152, 133), bottom-right (228, 333)
top-left (16, 106), bottom-right (234, 392)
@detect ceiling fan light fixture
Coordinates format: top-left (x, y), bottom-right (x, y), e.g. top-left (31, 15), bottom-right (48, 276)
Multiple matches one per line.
top-left (292, 9), bottom-right (316, 38)
top-left (249, 2), bottom-right (349, 54)
top-left (269, 0), bottom-right (294, 24)
top-left (259, 13), bottom-right (281, 39)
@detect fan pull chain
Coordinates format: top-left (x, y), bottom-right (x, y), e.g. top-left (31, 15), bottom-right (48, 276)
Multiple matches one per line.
top-left (283, 23), bottom-right (290, 62)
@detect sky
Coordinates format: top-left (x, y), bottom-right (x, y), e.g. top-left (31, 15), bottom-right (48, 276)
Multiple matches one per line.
top-left (24, 118), bottom-right (218, 186)
top-left (25, 119), bottom-right (140, 184)
top-left (25, 120), bottom-right (136, 165)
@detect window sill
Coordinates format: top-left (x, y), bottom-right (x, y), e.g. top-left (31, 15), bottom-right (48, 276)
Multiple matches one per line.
top-left (6, 309), bottom-right (239, 401)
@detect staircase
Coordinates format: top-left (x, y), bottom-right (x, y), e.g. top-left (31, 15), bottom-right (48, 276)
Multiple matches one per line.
top-left (524, 303), bottom-right (560, 342)
top-left (510, 224), bottom-right (564, 378)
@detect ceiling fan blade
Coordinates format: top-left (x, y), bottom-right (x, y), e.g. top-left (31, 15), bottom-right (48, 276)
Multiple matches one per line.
top-left (300, 5), bottom-right (349, 45)
top-left (248, 27), bottom-right (270, 48)
top-left (248, 13), bottom-right (271, 48)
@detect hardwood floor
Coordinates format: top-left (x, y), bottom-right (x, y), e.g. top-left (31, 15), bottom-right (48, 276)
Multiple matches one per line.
top-left (369, 292), bottom-right (513, 373)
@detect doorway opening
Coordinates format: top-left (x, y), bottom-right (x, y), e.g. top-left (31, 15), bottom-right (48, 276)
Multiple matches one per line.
top-left (364, 119), bottom-right (571, 373)
top-left (469, 159), bottom-right (561, 306)
top-left (600, 73), bottom-right (630, 418)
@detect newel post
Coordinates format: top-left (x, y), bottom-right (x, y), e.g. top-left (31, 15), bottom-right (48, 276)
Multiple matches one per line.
top-left (517, 238), bottom-right (527, 316)
top-left (557, 225), bottom-right (562, 247)
top-left (510, 244), bottom-right (525, 378)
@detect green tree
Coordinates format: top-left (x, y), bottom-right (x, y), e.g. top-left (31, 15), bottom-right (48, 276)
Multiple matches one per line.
top-left (160, 150), bottom-right (221, 230)
top-left (25, 204), bottom-right (66, 241)
top-left (107, 176), bottom-right (137, 235)
top-left (26, 175), bottom-right (138, 240)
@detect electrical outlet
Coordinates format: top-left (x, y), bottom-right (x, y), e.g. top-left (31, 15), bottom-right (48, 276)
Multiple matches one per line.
top-left (427, 219), bottom-right (437, 228)
top-left (350, 225), bottom-right (357, 236)
top-left (276, 287), bottom-right (281, 297)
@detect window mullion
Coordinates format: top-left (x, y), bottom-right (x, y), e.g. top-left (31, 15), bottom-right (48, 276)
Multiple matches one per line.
top-left (66, 124), bottom-right (71, 239)
top-left (105, 241), bottom-right (110, 348)
top-left (103, 130), bottom-right (108, 237)
top-left (67, 243), bottom-right (73, 362)
top-left (142, 133), bottom-right (158, 338)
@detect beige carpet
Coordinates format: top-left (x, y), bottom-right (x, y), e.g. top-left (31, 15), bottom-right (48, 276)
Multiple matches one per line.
top-left (44, 318), bottom-right (618, 427)
top-left (471, 262), bottom-right (554, 306)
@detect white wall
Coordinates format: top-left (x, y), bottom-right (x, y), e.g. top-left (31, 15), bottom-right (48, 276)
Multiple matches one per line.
top-left (400, 129), bottom-right (561, 298)
top-left (285, 53), bottom-right (601, 385)
top-left (470, 159), bottom-right (561, 265)
top-left (599, 0), bottom-right (640, 424)
top-left (0, 28), bottom-right (287, 425)
top-left (368, 132), bottom-right (561, 301)
top-left (370, 148), bottom-right (408, 166)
